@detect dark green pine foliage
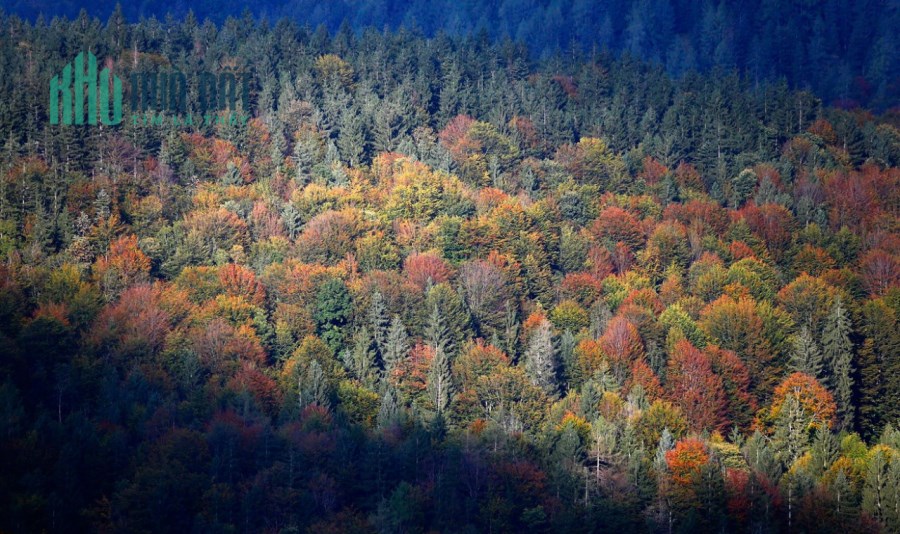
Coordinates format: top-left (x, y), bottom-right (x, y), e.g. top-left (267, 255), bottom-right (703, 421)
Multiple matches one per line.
top-left (822, 298), bottom-right (854, 430)
top-left (368, 291), bottom-right (390, 358)
top-left (857, 298), bottom-right (900, 440)
top-left (337, 104), bottom-right (368, 167)
top-left (345, 326), bottom-right (379, 388)
top-left (315, 278), bottom-right (353, 353)
top-left (790, 326), bottom-right (824, 379)
top-left (383, 315), bottom-right (409, 376)
top-left (424, 303), bottom-right (453, 358)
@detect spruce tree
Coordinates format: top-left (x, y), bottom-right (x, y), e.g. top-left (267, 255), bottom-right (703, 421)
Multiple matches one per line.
top-left (525, 319), bottom-right (558, 395)
top-left (862, 448), bottom-right (891, 525)
top-left (377, 385), bottom-right (400, 429)
top-left (559, 329), bottom-right (577, 389)
top-left (823, 298), bottom-right (854, 430)
top-left (368, 291), bottom-right (389, 357)
top-left (589, 300), bottom-right (612, 339)
top-left (809, 426), bottom-right (838, 476)
top-left (345, 327), bottom-right (379, 388)
top-left (281, 203), bottom-right (303, 240)
top-left (383, 316), bottom-right (409, 375)
top-left (299, 360), bottom-right (330, 410)
top-left (790, 326), bottom-right (823, 379)
top-left (772, 395), bottom-right (809, 468)
top-left (293, 129), bottom-right (321, 185)
top-left (424, 304), bottom-right (452, 357)
top-left (743, 430), bottom-right (781, 482)
top-left (337, 104), bottom-right (367, 166)
top-left (502, 300), bottom-right (519, 361)
top-left (427, 345), bottom-right (453, 415)
top-left (315, 278), bottom-right (352, 353)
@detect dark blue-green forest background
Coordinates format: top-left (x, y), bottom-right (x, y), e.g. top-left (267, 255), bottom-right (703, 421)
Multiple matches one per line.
top-left (4, 0), bottom-right (898, 110)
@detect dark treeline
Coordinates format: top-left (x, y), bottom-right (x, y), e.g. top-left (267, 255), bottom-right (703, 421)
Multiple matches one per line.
top-left (2, 0), bottom-right (899, 110)
top-left (1, 10), bottom-right (900, 534)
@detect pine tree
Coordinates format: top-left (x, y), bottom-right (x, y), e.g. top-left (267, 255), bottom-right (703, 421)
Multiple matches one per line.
top-left (383, 316), bottom-right (409, 375)
top-left (823, 298), bottom-right (854, 430)
top-left (589, 300), bottom-right (612, 339)
top-left (373, 100), bottom-right (404, 153)
top-left (281, 203), bottom-right (303, 240)
top-left (862, 448), bottom-right (891, 525)
top-left (743, 430), bottom-right (782, 483)
top-left (580, 379), bottom-right (602, 420)
top-left (368, 291), bottom-right (389, 357)
top-left (772, 395), bottom-right (809, 468)
top-left (221, 161), bottom-right (242, 186)
top-left (831, 469), bottom-right (854, 520)
top-left (559, 329), bottom-right (577, 389)
top-left (315, 278), bottom-right (352, 353)
top-left (525, 319), bottom-right (558, 395)
top-left (859, 299), bottom-right (900, 440)
top-left (377, 385), bottom-right (400, 429)
top-left (293, 129), bottom-right (321, 185)
top-left (427, 345), bottom-right (453, 415)
top-left (299, 359), bottom-right (330, 410)
top-left (424, 304), bottom-right (453, 357)
top-left (809, 426), bottom-right (838, 476)
top-left (729, 168), bottom-right (757, 208)
top-left (790, 326), bottom-right (823, 378)
top-left (337, 104), bottom-right (367, 166)
top-left (885, 458), bottom-right (900, 531)
top-left (502, 300), bottom-right (519, 361)
top-left (590, 416), bottom-right (618, 482)
top-left (345, 327), bottom-right (379, 388)
top-left (424, 284), bottom-right (470, 354)
top-left (832, 349), bottom-right (854, 431)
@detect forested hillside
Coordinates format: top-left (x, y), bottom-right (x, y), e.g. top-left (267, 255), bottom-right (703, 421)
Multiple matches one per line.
top-left (4, 0), bottom-right (899, 110)
top-left (1, 11), bottom-right (900, 533)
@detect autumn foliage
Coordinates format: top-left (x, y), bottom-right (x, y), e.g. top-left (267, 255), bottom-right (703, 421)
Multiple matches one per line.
top-left (666, 438), bottom-right (710, 486)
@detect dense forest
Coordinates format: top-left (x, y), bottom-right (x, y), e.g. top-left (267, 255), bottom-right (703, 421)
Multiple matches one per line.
top-left (3, 0), bottom-right (899, 110)
top-left (1, 7), bottom-right (900, 533)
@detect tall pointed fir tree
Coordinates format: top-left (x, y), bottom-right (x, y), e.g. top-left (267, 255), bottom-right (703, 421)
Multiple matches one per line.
top-left (293, 129), bottom-right (321, 186)
top-left (368, 291), bottom-right (390, 358)
top-left (383, 316), bottom-right (409, 378)
top-left (282, 203), bottom-right (303, 240)
top-left (427, 344), bottom-right (453, 415)
top-left (299, 359), bottom-right (330, 410)
top-left (773, 395), bottom-right (809, 468)
top-left (424, 303), bottom-right (454, 416)
top-left (790, 326), bottom-right (824, 379)
top-left (823, 298), bottom-right (854, 430)
top-left (559, 329), bottom-right (577, 390)
top-left (502, 300), bottom-right (520, 361)
top-left (345, 327), bottom-right (379, 389)
top-left (425, 304), bottom-right (453, 358)
top-left (809, 425), bottom-right (839, 476)
top-left (525, 319), bottom-right (558, 395)
top-left (337, 104), bottom-right (367, 167)
top-left (377, 384), bottom-right (400, 429)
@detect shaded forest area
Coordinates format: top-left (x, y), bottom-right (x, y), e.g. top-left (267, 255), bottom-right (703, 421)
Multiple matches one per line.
top-left (0, 9), bottom-right (900, 534)
top-left (3, 0), bottom-right (899, 110)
